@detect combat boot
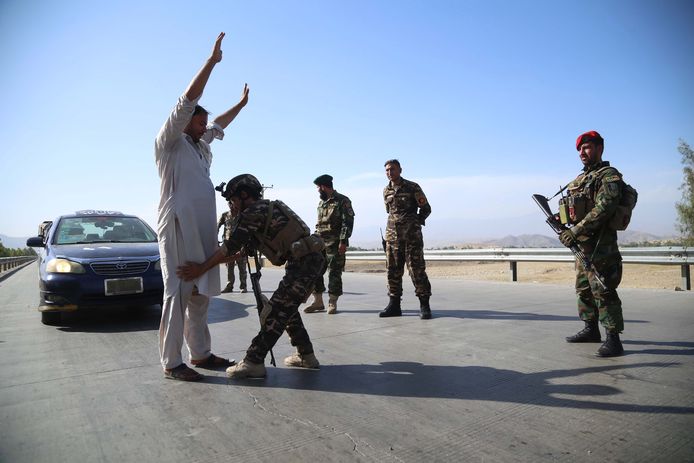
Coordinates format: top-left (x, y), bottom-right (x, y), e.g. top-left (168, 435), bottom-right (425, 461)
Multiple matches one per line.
top-left (379, 296), bottom-right (402, 318)
top-left (221, 282), bottom-right (234, 293)
top-left (327, 294), bottom-right (339, 314)
top-left (596, 332), bottom-right (624, 357)
top-left (284, 352), bottom-right (320, 369)
top-left (226, 359), bottom-right (267, 379)
top-left (419, 296), bottom-right (432, 320)
top-left (303, 292), bottom-right (325, 313)
top-left (565, 320), bottom-right (601, 343)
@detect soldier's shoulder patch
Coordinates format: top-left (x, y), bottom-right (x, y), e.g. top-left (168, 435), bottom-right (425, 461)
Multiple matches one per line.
top-left (602, 174), bottom-right (621, 183)
top-left (605, 182), bottom-right (620, 197)
top-left (343, 199), bottom-right (355, 216)
top-left (418, 196), bottom-right (427, 206)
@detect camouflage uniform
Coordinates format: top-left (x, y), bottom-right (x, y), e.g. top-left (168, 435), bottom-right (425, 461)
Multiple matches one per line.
top-left (565, 161), bottom-right (624, 333)
top-left (217, 211), bottom-right (248, 291)
top-left (223, 200), bottom-right (326, 364)
top-left (313, 191), bottom-right (355, 296)
top-left (383, 177), bottom-right (432, 297)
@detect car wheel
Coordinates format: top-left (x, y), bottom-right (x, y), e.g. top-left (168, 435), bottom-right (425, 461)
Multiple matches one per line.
top-left (41, 311), bottom-right (61, 325)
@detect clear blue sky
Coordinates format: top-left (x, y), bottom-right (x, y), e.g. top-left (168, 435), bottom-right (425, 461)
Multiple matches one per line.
top-left (1, 0), bottom-right (693, 247)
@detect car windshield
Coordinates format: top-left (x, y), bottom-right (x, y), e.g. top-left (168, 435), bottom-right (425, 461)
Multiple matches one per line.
top-left (54, 216), bottom-right (157, 244)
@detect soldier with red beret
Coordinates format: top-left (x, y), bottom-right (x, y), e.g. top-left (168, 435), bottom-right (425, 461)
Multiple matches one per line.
top-left (559, 130), bottom-right (626, 357)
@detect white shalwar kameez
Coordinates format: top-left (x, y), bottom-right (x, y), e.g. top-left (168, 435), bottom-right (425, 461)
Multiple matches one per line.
top-left (155, 94), bottom-right (223, 369)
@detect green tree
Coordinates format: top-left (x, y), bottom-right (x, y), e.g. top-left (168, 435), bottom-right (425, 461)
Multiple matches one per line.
top-left (0, 239), bottom-right (37, 257)
top-left (676, 140), bottom-right (694, 246)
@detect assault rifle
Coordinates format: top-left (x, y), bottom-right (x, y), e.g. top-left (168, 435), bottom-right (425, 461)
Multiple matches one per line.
top-left (247, 250), bottom-right (276, 367)
top-left (532, 194), bottom-right (607, 289)
top-left (380, 228), bottom-right (386, 253)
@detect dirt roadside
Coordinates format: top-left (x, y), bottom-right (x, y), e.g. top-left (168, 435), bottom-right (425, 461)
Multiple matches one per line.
top-left (344, 260), bottom-right (690, 291)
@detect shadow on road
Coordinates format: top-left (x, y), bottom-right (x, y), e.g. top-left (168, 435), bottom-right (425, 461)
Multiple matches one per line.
top-left (57, 297), bottom-right (250, 333)
top-left (340, 307), bottom-right (648, 323)
top-left (623, 339), bottom-right (694, 356)
top-left (230, 361), bottom-right (694, 415)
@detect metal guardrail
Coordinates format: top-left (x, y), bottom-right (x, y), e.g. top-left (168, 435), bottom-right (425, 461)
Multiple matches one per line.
top-left (346, 247), bottom-right (692, 290)
top-left (2, 248), bottom-right (691, 289)
top-left (0, 256), bottom-right (36, 273)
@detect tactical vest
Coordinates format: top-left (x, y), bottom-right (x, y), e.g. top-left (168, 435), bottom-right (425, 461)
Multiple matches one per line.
top-left (559, 166), bottom-right (637, 231)
top-left (254, 200), bottom-right (324, 266)
top-left (315, 193), bottom-right (347, 236)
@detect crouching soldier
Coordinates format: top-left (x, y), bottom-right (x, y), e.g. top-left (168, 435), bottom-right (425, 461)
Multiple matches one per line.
top-left (177, 174), bottom-right (327, 379)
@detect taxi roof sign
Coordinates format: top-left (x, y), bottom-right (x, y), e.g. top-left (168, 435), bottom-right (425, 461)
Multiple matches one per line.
top-left (75, 210), bottom-right (124, 216)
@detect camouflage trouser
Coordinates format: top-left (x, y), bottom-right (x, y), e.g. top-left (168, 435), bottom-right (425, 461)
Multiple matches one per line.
top-left (226, 255), bottom-right (248, 290)
top-left (245, 252), bottom-right (327, 364)
top-left (313, 239), bottom-right (345, 296)
top-left (575, 253), bottom-right (624, 333)
top-left (386, 231), bottom-right (431, 298)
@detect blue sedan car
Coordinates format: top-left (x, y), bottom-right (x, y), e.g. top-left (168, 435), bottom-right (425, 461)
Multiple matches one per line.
top-left (26, 210), bottom-right (164, 325)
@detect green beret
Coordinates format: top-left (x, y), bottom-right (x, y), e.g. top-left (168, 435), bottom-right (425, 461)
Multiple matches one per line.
top-left (313, 174), bottom-right (333, 187)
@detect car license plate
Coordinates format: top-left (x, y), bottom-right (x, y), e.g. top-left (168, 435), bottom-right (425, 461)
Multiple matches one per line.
top-left (104, 277), bottom-right (143, 296)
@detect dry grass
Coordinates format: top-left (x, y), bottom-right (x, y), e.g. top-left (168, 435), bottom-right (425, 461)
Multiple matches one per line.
top-left (343, 260), bottom-right (688, 291)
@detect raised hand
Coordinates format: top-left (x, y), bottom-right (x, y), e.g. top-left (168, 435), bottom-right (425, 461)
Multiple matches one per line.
top-left (239, 83), bottom-right (249, 107)
top-left (213, 83), bottom-right (250, 129)
top-left (210, 32), bottom-right (225, 63)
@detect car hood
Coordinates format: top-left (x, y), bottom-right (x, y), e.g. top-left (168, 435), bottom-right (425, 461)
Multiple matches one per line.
top-left (52, 242), bottom-right (160, 261)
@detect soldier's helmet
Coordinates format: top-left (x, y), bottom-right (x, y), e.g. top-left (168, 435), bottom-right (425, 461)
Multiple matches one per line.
top-left (223, 174), bottom-right (263, 200)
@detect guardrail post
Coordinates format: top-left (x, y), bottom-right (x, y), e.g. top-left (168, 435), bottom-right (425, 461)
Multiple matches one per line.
top-left (681, 265), bottom-right (691, 291)
top-left (509, 261), bottom-right (518, 282)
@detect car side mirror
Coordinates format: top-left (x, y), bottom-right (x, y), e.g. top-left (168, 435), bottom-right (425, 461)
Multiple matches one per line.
top-left (26, 236), bottom-right (46, 248)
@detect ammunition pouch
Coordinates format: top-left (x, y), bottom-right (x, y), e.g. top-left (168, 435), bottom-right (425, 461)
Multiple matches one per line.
top-left (559, 194), bottom-right (590, 225)
top-left (290, 233), bottom-right (325, 259)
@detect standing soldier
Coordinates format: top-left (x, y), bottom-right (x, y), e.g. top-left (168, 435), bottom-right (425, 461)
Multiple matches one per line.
top-left (560, 131), bottom-right (625, 357)
top-left (177, 174), bottom-right (326, 379)
top-left (379, 159), bottom-right (432, 319)
top-left (304, 174), bottom-right (355, 315)
top-left (217, 200), bottom-right (248, 293)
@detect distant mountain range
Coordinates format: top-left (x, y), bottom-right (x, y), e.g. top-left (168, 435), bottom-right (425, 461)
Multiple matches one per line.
top-left (481, 234), bottom-right (561, 248)
top-left (0, 230), bottom-right (681, 251)
top-left (0, 234), bottom-right (31, 249)
top-left (463, 230), bottom-right (677, 248)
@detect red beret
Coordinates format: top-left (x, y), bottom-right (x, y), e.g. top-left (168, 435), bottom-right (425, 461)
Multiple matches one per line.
top-left (576, 130), bottom-right (604, 150)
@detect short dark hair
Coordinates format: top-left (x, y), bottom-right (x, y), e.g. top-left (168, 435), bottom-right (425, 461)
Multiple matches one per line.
top-left (193, 105), bottom-right (209, 117)
top-left (384, 159), bottom-right (401, 168)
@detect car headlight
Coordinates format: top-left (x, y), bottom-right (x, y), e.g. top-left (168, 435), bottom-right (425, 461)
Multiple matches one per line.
top-left (46, 258), bottom-right (86, 274)
top-left (154, 259), bottom-right (161, 271)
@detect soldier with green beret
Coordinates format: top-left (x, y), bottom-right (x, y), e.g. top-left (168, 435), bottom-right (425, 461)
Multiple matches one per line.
top-left (304, 174), bottom-right (355, 315)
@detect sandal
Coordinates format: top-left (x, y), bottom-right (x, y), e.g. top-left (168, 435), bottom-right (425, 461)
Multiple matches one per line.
top-left (191, 353), bottom-right (236, 369)
top-left (164, 364), bottom-right (203, 382)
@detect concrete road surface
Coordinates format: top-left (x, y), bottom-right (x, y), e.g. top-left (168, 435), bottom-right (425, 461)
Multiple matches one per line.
top-left (1, 262), bottom-right (693, 463)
